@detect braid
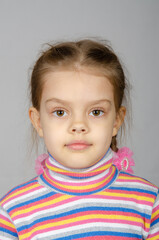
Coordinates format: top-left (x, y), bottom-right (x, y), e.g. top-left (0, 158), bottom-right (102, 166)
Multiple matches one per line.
top-left (111, 136), bottom-right (118, 152)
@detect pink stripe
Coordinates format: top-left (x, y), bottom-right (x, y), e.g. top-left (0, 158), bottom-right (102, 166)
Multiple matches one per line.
top-left (45, 176), bottom-right (114, 194)
top-left (0, 215), bottom-right (16, 232)
top-left (117, 177), bottom-right (157, 188)
top-left (81, 237), bottom-right (132, 240)
top-left (47, 168), bottom-right (107, 177)
top-left (0, 214), bottom-right (9, 221)
top-left (48, 175), bottom-right (113, 191)
top-left (13, 195), bottom-right (80, 220)
top-left (83, 194), bottom-right (154, 206)
top-left (47, 168), bottom-right (113, 187)
top-left (2, 185), bottom-right (43, 207)
top-left (108, 189), bottom-right (156, 199)
top-left (147, 232), bottom-right (159, 238)
top-left (46, 158), bottom-right (113, 178)
top-left (23, 209), bottom-right (146, 226)
top-left (21, 217), bottom-right (144, 238)
top-left (153, 204), bottom-right (159, 212)
top-left (13, 193), bottom-right (152, 221)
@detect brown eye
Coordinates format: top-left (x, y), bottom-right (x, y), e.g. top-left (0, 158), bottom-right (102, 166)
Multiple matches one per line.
top-left (90, 110), bottom-right (104, 117)
top-left (53, 110), bottom-right (67, 117)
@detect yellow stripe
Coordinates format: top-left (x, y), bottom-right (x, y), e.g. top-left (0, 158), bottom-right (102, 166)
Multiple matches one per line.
top-left (98, 191), bottom-right (154, 203)
top-left (46, 162), bottom-right (112, 174)
top-left (20, 214), bottom-right (147, 239)
top-left (45, 168), bottom-right (115, 190)
top-left (118, 175), bottom-right (152, 185)
top-left (147, 235), bottom-right (159, 240)
top-left (1, 184), bottom-right (40, 204)
top-left (152, 208), bottom-right (159, 219)
top-left (11, 195), bottom-right (72, 218)
top-left (0, 219), bottom-right (15, 228)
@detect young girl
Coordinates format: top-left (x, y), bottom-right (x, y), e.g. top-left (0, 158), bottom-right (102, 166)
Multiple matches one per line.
top-left (0, 39), bottom-right (158, 240)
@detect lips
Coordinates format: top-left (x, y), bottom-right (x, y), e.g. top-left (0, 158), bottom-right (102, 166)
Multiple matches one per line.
top-left (65, 140), bottom-right (92, 150)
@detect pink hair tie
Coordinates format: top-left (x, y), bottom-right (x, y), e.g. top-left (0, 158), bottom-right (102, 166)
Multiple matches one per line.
top-left (113, 147), bottom-right (135, 174)
top-left (35, 153), bottom-right (49, 175)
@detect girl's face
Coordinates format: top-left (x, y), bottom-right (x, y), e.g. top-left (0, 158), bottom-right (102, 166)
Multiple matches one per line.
top-left (29, 70), bottom-right (125, 169)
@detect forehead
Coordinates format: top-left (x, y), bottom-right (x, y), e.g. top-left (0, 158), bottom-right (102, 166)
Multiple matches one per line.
top-left (41, 70), bottom-right (114, 103)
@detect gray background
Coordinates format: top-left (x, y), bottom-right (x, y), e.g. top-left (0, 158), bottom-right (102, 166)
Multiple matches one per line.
top-left (0, 0), bottom-right (159, 197)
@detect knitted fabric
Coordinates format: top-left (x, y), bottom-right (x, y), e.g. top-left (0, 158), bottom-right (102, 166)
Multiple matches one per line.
top-left (0, 149), bottom-right (159, 240)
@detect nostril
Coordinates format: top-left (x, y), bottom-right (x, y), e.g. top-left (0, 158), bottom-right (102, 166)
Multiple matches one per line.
top-left (71, 128), bottom-right (86, 133)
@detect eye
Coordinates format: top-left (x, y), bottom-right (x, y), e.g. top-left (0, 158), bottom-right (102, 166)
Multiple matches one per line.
top-left (53, 110), bottom-right (67, 117)
top-left (89, 109), bottom-right (104, 117)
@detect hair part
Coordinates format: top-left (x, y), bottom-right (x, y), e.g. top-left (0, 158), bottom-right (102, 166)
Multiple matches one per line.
top-left (30, 39), bottom-right (130, 152)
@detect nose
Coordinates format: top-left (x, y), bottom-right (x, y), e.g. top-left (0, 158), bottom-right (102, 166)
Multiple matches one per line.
top-left (69, 119), bottom-right (89, 134)
top-left (72, 125), bottom-right (86, 133)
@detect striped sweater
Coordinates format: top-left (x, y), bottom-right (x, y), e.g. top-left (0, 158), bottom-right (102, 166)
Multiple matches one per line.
top-left (0, 150), bottom-right (159, 239)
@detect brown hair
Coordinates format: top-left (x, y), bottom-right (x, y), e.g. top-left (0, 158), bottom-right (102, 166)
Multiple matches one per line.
top-left (30, 39), bottom-right (129, 152)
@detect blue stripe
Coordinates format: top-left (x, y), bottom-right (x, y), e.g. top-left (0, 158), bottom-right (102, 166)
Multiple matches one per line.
top-left (109, 186), bottom-right (157, 196)
top-left (40, 168), bottom-right (118, 196)
top-left (17, 205), bottom-right (149, 231)
top-left (0, 227), bottom-right (18, 237)
top-left (120, 171), bottom-right (158, 189)
top-left (119, 171), bottom-right (134, 176)
top-left (151, 217), bottom-right (159, 227)
top-left (69, 175), bottom-right (94, 179)
top-left (8, 191), bottom-right (56, 213)
top-left (55, 231), bottom-right (142, 239)
top-left (0, 178), bottom-right (37, 201)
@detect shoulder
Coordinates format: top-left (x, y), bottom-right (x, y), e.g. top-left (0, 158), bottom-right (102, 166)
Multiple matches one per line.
top-left (115, 171), bottom-right (158, 196)
top-left (0, 176), bottom-right (44, 208)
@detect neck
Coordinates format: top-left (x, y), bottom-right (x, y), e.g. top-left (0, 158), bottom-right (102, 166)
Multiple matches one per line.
top-left (40, 149), bottom-right (118, 196)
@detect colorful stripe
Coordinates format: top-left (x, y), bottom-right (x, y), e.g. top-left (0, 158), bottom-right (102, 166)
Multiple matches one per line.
top-left (0, 151), bottom-right (159, 239)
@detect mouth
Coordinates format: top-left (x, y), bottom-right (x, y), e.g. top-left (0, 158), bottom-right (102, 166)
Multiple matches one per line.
top-left (65, 140), bottom-right (92, 151)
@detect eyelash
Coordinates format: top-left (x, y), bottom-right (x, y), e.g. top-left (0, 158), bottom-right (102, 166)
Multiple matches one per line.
top-left (89, 109), bottom-right (104, 117)
top-left (52, 109), bottom-right (104, 118)
top-left (53, 109), bottom-right (67, 117)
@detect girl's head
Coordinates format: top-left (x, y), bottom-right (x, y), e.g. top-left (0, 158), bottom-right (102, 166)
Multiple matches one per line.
top-left (29, 39), bottom-right (128, 169)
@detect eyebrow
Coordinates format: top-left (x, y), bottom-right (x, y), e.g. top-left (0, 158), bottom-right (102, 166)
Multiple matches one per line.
top-left (45, 98), bottom-right (111, 105)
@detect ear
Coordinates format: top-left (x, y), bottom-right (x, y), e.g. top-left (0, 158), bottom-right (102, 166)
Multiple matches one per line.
top-left (112, 106), bottom-right (126, 137)
top-left (29, 107), bottom-right (43, 137)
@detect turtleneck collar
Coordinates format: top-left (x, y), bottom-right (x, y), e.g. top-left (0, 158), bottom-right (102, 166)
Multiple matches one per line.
top-left (40, 148), bottom-right (118, 196)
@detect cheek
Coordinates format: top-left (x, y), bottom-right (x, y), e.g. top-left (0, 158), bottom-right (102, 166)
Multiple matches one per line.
top-left (93, 118), bottom-right (115, 139)
top-left (43, 121), bottom-right (66, 144)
